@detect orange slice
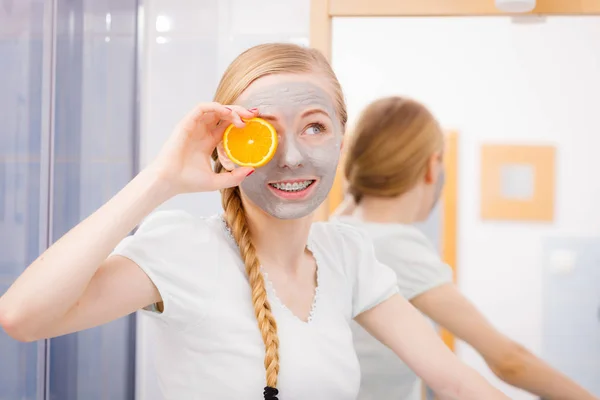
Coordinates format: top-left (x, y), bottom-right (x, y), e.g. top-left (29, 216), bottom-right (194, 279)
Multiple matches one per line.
top-left (223, 117), bottom-right (278, 168)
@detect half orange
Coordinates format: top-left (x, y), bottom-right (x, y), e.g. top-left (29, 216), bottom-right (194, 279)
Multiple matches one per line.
top-left (223, 117), bottom-right (278, 168)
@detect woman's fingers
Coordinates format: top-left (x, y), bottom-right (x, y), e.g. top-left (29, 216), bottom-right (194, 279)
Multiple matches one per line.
top-left (224, 107), bottom-right (245, 128)
top-left (209, 167), bottom-right (255, 191)
top-left (217, 105), bottom-right (259, 128)
top-left (228, 105), bottom-right (258, 120)
top-left (176, 102), bottom-right (229, 133)
top-left (178, 103), bottom-right (261, 144)
top-left (207, 106), bottom-right (259, 142)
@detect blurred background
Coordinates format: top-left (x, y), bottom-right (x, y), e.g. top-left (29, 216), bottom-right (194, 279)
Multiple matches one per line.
top-left (1, 0), bottom-right (599, 399)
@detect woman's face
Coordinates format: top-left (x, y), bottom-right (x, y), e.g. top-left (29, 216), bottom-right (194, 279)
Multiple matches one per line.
top-left (222, 73), bottom-right (343, 220)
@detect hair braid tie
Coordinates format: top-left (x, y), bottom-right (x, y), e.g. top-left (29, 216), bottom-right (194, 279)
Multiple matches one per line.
top-left (263, 386), bottom-right (279, 399)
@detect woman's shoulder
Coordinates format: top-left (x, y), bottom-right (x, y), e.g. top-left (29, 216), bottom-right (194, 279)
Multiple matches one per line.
top-left (309, 221), bottom-right (379, 274)
top-left (136, 210), bottom-right (222, 238)
top-left (311, 220), bottom-right (371, 248)
top-left (115, 210), bottom-right (229, 260)
top-left (328, 216), bottom-right (453, 298)
top-left (331, 215), bottom-right (422, 239)
top-left (311, 221), bottom-right (400, 317)
top-left (331, 216), bottom-right (436, 255)
top-left (113, 210), bottom-right (231, 326)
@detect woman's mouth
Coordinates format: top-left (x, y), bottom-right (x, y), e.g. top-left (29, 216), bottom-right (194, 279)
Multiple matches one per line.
top-left (267, 179), bottom-right (317, 200)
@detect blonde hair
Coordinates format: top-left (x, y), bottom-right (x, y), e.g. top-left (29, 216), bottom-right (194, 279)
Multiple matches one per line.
top-left (344, 96), bottom-right (444, 202)
top-left (211, 43), bottom-right (346, 398)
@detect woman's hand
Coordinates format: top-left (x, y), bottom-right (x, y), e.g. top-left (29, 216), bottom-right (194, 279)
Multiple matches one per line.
top-left (148, 102), bottom-right (258, 195)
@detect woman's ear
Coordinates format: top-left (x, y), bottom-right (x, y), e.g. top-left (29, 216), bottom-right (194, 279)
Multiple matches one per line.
top-left (424, 151), bottom-right (443, 184)
top-left (216, 142), bottom-right (238, 171)
top-left (340, 130), bottom-right (350, 154)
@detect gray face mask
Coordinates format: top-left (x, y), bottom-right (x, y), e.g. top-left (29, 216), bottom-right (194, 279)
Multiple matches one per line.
top-left (236, 81), bottom-right (342, 220)
top-left (430, 168), bottom-right (446, 212)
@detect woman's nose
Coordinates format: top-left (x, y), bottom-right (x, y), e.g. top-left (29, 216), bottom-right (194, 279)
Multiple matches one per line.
top-left (278, 136), bottom-right (303, 169)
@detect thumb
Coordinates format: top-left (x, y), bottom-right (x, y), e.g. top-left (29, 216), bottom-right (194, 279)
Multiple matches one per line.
top-left (212, 167), bottom-right (255, 189)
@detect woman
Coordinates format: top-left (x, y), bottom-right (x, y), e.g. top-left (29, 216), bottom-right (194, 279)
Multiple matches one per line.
top-left (0, 44), bottom-right (508, 400)
top-left (333, 96), bottom-right (597, 400)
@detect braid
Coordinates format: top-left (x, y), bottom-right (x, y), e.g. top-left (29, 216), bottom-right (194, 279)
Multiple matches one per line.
top-left (214, 157), bottom-right (280, 399)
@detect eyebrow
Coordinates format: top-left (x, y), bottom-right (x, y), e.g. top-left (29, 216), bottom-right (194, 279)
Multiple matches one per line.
top-left (259, 108), bottom-right (331, 122)
top-left (301, 108), bottom-right (330, 119)
top-left (259, 114), bottom-right (278, 122)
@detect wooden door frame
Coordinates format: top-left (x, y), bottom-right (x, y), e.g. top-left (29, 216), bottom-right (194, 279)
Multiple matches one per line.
top-left (310, 0), bottom-right (600, 353)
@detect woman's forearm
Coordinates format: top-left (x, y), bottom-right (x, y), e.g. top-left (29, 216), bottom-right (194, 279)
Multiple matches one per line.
top-left (490, 346), bottom-right (598, 400)
top-left (455, 366), bottom-right (508, 400)
top-left (410, 285), bottom-right (597, 400)
top-left (431, 363), bottom-right (508, 400)
top-left (0, 168), bottom-right (172, 339)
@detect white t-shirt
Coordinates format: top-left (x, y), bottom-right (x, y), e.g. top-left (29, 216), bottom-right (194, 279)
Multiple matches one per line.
top-left (332, 216), bottom-right (453, 400)
top-left (111, 210), bottom-right (399, 400)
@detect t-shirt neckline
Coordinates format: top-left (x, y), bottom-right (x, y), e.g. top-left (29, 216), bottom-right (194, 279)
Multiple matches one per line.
top-left (219, 215), bottom-right (321, 325)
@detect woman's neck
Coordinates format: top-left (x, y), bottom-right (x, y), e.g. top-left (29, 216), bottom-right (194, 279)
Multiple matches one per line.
top-left (353, 190), bottom-right (422, 225)
top-left (243, 202), bottom-right (313, 274)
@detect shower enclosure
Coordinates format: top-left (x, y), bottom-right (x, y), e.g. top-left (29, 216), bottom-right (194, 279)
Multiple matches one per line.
top-left (0, 0), bottom-right (140, 398)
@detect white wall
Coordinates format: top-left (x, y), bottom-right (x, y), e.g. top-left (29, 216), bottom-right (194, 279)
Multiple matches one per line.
top-left (332, 16), bottom-right (600, 399)
top-left (137, 1), bottom-right (310, 398)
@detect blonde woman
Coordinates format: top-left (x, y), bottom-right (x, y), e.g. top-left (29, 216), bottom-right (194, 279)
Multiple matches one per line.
top-left (333, 96), bottom-right (597, 400)
top-left (0, 44), bottom-right (508, 400)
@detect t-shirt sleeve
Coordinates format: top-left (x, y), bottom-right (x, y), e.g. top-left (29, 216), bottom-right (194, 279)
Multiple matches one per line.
top-left (110, 210), bottom-right (216, 326)
top-left (378, 242), bottom-right (453, 300)
top-left (335, 225), bottom-right (400, 318)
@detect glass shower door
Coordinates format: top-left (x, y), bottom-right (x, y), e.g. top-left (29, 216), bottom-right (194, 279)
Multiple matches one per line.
top-left (47, 1), bottom-right (138, 399)
top-left (0, 1), bottom-right (139, 399)
top-left (0, 0), bottom-right (50, 399)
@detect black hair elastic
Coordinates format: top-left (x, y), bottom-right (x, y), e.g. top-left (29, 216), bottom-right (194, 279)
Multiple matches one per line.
top-left (263, 386), bottom-right (279, 400)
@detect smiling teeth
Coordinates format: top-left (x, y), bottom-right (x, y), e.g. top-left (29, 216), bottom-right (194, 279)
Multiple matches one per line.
top-left (270, 180), bottom-right (314, 192)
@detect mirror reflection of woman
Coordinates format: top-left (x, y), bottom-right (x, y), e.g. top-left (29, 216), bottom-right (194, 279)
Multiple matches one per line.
top-left (332, 96), bottom-right (597, 400)
top-left (0, 44), bottom-right (509, 400)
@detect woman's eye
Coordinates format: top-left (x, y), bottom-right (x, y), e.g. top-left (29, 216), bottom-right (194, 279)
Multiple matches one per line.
top-left (304, 123), bottom-right (326, 136)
